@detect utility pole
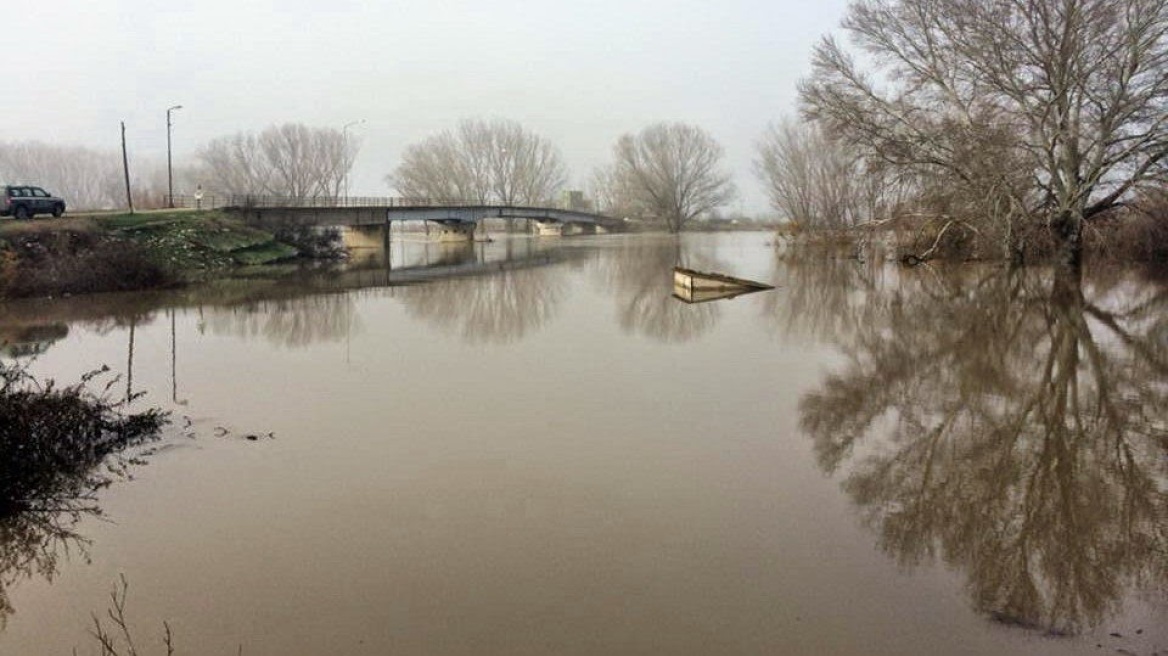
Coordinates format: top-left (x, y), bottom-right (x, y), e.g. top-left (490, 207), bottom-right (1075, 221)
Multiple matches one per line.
top-left (121, 121), bottom-right (134, 214)
top-left (167, 105), bottom-right (183, 208)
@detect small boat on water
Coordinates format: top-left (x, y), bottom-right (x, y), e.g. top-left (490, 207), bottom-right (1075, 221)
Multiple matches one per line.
top-left (672, 267), bottom-right (774, 304)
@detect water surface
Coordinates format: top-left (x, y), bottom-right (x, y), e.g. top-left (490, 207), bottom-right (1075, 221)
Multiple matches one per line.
top-left (1, 233), bottom-right (1164, 655)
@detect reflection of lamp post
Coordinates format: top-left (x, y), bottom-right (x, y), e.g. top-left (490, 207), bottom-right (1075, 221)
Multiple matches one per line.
top-left (167, 105), bottom-right (183, 208)
top-left (126, 317), bottom-right (136, 403)
top-left (169, 309), bottom-right (189, 406)
top-left (341, 119), bottom-right (365, 201)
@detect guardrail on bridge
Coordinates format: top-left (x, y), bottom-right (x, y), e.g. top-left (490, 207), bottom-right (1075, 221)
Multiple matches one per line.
top-left (168, 194), bottom-right (579, 210)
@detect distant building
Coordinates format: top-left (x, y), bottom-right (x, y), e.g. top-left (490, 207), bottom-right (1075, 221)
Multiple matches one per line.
top-left (560, 190), bottom-right (588, 212)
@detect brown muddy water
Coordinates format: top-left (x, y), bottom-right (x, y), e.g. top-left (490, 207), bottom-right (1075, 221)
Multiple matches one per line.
top-left (1, 233), bottom-right (1164, 655)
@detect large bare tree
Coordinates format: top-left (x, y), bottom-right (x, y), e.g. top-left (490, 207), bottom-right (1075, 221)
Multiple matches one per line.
top-left (800, 0), bottom-right (1168, 267)
top-left (388, 118), bottom-right (567, 205)
top-left (609, 122), bottom-right (735, 233)
top-left (196, 123), bottom-right (357, 200)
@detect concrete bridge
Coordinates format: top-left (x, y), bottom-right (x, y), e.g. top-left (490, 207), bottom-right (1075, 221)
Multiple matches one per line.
top-left (218, 196), bottom-right (623, 242)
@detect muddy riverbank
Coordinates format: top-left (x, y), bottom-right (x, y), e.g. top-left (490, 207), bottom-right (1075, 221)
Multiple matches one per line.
top-left (0, 211), bottom-right (337, 299)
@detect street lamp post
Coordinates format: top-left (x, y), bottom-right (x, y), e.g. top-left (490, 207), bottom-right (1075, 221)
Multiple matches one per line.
top-left (342, 119), bottom-right (365, 201)
top-left (167, 105), bottom-right (183, 208)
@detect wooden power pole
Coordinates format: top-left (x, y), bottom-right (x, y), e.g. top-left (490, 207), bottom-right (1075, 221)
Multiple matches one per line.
top-left (121, 121), bottom-right (135, 214)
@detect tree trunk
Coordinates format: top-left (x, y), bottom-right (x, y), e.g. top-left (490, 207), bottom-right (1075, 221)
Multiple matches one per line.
top-left (1003, 217), bottom-right (1026, 267)
top-left (1053, 209), bottom-right (1084, 273)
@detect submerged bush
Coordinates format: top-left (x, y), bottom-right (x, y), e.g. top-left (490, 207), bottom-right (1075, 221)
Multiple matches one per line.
top-left (0, 362), bottom-right (168, 515)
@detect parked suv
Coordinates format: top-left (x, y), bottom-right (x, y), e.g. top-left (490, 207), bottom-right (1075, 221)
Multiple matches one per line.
top-left (2, 185), bottom-right (66, 219)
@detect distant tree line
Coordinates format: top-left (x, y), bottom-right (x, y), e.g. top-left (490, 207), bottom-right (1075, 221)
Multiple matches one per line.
top-left (1, 142), bottom-right (129, 211)
top-left (4, 119), bottom-right (740, 234)
top-left (1, 123), bottom-right (357, 211)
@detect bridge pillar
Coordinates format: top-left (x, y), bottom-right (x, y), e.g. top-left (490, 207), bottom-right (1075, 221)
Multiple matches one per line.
top-left (342, 224), bottom-right (388, 250)
top-left (429, 221), bottom-right (476, 242)
top-left (533, 220), bottom-right (565, 237)
top-left (342, 224), bottom-right (390, 266)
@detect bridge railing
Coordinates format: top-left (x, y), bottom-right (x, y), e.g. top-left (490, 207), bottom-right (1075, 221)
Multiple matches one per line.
top-left (168, 194), bottom-right (572, 210)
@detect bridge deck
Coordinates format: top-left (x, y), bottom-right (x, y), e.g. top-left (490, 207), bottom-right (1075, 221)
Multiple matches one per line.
top-left (214, 196), bottom-right (620, 229)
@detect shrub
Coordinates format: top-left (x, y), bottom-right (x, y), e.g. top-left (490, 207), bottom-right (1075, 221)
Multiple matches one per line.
top-left (242, 213), bottom-right (345, 261)
top-left (0, 231), bottom-right (175, 298)
top-left (0, 363), bottom-right (168, 515)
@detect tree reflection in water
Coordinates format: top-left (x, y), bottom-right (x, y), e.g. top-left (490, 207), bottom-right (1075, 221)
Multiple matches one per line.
top-left (764, 255), bottom-right (894, 345)
top-left (397, 264), bottom-right (566, 345)
top-left (601, 236), bottom-right (729, 343)
top-left (794, 262), bottom-right (1168, 634)
top-left (202, 293), bottom-right (361, 348)
top-left (0, 502), bottom-right (92, 630)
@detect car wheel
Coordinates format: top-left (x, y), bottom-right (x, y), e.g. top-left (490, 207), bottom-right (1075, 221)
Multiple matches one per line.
top-left (52, 204), bottom-right (64, 218)
top-left (13, 205), bottom-right (29, 220)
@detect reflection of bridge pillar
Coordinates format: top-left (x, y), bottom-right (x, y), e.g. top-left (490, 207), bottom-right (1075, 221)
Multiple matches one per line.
top-left (429, 221), bottom-right (476, 242)
top-left (533, 220), bottom-right (565, 237)
top-left (342, 225), bottom-right (389, 266)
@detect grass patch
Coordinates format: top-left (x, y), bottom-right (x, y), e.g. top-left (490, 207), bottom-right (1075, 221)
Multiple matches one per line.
top-left (98, 211), bottom-right (299, 276)
top-left (230, 241), bottom-right (299, 265)
top-left (194, 225), bottom-right (277, 253)
top-left (92, 210), bottom-right (203, 230)
top-left (0, 217), bottom-right (100, 237)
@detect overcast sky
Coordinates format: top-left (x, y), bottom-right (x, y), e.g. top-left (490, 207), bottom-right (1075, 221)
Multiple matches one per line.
top-left (5, 0), bottom-right (848, 214)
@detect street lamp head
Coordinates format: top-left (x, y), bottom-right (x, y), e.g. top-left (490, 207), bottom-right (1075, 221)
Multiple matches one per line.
top-left (168, 104), bottom-right (183, 112)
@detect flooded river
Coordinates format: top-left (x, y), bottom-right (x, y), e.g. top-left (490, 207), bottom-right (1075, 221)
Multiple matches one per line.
top-left (1, 233), bottom-right (1164, 655)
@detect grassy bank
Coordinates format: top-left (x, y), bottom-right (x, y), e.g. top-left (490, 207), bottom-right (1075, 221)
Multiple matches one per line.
top-left (0, 210), bottom-right (317, 299)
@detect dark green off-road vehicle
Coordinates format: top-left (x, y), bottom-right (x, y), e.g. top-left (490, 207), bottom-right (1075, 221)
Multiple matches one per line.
top-left (2, 185), bottom-right (66, 219)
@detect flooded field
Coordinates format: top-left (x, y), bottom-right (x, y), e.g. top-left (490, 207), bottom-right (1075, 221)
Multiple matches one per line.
top-left (1, 233), bottom-right (1164, 655)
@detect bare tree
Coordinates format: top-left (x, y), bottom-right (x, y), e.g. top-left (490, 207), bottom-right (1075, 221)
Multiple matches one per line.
top-left (609, 122), bottom-right (735, 232)
top-left (754, 118), bottom-right (912, 230)
top-left (800, 0), bottom-right (1168, 267)
top-left (388, 118), bottom-right (568, 205)
top-left (195, 133), bottom-right (268, 197)
top-left (587, 164), bottom-right (634, 217)
top-left (196, 123), bottom-right (357, 200)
